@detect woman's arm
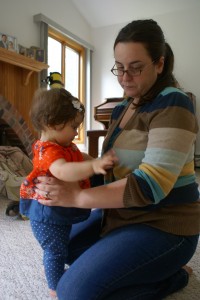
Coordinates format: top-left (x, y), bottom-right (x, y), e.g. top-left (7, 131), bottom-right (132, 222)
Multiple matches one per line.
top-left (36, 176), bottom-right (127, 208)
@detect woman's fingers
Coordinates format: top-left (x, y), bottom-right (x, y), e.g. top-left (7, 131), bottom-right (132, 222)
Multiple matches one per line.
top-left (35, 177), bottom-right (81, 207)
top-left (38, 199), bottom-right (55, 206)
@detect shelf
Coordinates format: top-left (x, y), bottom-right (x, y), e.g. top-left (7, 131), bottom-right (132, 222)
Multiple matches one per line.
top-left (0, 47), bottom-right (48, 85)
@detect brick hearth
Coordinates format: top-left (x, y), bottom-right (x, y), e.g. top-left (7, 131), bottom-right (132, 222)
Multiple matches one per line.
top-left (0, 95), bottom-right (35, 158)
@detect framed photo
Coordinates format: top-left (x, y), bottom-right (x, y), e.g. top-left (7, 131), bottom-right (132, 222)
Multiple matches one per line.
top-left (0, 32), bottom-right (17, 52)
top-left (35, 49), bottom-right (45, 63)
top-left (26, 48), bottom-right (35, 59)
top-left (18, 44), bottom-right (27, 56)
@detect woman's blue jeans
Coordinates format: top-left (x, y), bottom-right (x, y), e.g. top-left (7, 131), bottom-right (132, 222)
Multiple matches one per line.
top-left (57, 209), bottom-right (199, 300)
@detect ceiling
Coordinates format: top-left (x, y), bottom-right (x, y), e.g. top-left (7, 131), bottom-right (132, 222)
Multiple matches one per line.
top-left (71, 0), bottom-right (199, 28)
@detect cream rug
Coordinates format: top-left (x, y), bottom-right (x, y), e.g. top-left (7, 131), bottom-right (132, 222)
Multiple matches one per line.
top-left (0, 195), bottom-right (200, 300)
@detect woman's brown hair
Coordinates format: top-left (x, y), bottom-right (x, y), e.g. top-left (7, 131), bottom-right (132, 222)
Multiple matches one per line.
top-left (114, 19), bottom-right (178, 104)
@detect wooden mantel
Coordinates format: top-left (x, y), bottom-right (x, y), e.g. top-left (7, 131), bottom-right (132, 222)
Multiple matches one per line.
top-left (0, 47), bottom-right (48, 134)
top-left (0, 47), bottom-right (48, 85)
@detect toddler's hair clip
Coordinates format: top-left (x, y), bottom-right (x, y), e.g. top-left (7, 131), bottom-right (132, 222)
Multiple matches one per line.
top-left (72, 100), bottom-right (83, 112)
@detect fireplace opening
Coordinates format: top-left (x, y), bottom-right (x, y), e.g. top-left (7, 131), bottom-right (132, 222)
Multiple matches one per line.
top-left (0, 95), bottom-right (35, 158)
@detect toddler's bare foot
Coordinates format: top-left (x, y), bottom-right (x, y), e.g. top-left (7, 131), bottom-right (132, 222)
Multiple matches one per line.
top-left (49, 289), bottom-right (57, 298)
top-left (182, 265), bottom-right (193, 275)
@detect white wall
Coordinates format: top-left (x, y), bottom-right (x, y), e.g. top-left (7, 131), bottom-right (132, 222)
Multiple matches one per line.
top-left (0, 0), bottom-right (92, 48)
top-left (91, 6), bottom-right (200, 154)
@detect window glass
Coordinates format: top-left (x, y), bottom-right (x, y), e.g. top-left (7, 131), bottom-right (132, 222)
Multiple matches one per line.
top-left (47, 30), bottom-right (86, 145)
top-left (48, 37), bottom-right (62, 75)
top-left (65, 46), bottom-right (79, 98)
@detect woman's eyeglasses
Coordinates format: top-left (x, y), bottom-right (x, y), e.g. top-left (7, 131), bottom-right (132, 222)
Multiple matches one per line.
top-left (111, 61), bottom-right (155, 77)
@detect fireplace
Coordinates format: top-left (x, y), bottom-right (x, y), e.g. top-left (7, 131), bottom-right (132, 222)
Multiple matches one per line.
top-left (0, 47), bottom-right (48, 158)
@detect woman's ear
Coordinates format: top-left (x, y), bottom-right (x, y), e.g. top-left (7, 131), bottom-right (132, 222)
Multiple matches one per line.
top-left (156, 56), bottom-right (165, 74)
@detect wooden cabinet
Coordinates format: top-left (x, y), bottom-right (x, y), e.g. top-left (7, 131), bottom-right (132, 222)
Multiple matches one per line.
top-left (0, 47), bottom-right (48, 133)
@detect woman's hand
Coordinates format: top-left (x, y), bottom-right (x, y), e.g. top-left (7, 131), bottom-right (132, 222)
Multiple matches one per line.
top-left (35, 175), bottom-right (127, 209)
top-left (35, 176), bottom-right (81, 207)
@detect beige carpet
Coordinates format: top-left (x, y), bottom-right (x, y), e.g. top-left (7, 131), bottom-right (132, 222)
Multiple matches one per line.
top-left (1, 195), bottom-right (200, 300)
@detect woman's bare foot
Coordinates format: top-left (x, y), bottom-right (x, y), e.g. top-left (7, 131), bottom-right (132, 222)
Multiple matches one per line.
top-left (182, 265), bottom-right (193, 275)
top-left (49, 289), bottom-right (57, 298)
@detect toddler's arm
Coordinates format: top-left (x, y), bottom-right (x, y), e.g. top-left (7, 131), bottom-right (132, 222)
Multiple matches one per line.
top-left (81, 152), bottom-right (93, 161)
top-left (49, 150), bottom-right (117, 182)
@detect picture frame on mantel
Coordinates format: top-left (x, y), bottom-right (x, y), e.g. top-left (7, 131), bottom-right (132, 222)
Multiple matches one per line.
top-left (35, 49), bottom-right (45, 63)
top-left (26, 48), bottom-right (35, 59)
top-left (0, 32), bottom-right (17, 52)
top-left (18, 44), bottom-right (27, 56)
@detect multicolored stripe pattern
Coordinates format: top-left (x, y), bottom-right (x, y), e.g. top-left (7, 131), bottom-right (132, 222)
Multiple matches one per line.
top-left (104, 87), bottom-right (199, 207)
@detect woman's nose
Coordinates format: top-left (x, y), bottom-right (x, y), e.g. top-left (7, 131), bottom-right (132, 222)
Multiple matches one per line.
top-left (122, 71), bottom-right (132, 80)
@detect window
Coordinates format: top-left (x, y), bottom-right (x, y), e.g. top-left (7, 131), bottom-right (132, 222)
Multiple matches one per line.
top-left (48, 27), bottom-right (86, 144)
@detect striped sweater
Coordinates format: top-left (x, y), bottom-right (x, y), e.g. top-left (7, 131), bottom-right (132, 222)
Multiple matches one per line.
top-left (101, 87), bottom-right (200, 236)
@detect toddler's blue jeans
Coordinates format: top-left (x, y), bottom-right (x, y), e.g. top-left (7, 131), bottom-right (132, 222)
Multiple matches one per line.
top-left (57, 209), bottom-right (199, 300)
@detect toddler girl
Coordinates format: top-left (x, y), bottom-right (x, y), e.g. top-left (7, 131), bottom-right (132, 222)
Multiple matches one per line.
top-left (20, 88), bottom-right (116, 297)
